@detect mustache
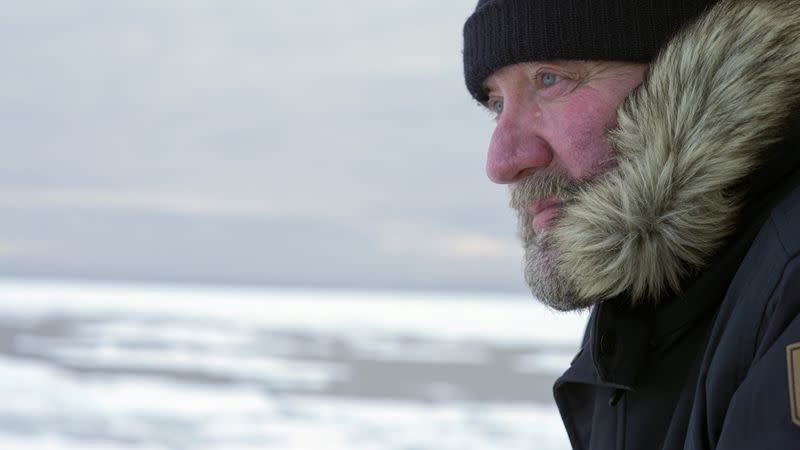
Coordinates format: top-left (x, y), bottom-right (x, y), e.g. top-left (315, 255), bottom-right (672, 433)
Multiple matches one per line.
top-left (509, 170), bottom-right (581, 211)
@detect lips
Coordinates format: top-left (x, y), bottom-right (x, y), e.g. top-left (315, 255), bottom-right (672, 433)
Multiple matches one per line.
top-left (527, 198), bottom-right (563, 234)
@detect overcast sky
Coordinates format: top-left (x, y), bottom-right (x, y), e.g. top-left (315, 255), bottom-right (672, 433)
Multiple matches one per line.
top-left (0, 0), bottom-right (529, 293)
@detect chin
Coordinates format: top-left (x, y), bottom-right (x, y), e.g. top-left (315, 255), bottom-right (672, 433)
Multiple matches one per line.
top-left (522, 233), bottom-right (594, 312)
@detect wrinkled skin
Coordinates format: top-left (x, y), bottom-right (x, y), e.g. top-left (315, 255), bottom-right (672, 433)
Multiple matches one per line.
top-left (482, 61), bottom-right (647, 310)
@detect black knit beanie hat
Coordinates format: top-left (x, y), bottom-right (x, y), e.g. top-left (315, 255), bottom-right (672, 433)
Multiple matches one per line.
top-left (463, 0), bottom-right (717, 102)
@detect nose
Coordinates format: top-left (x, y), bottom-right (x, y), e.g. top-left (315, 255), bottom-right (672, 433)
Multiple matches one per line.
top-left (486, 114), bottom-right (553, 184)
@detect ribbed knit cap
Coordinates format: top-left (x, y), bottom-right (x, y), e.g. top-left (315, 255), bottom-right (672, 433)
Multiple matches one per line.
top-left (463, 0), bottom-right (716, 102)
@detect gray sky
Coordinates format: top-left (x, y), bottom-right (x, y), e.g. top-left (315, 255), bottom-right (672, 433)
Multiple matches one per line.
top-left (0, 0), bottom-right (529, 293)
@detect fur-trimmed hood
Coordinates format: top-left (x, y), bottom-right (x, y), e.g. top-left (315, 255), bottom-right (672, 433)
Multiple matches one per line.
top-left (551, 0), bottom-right (800, 304)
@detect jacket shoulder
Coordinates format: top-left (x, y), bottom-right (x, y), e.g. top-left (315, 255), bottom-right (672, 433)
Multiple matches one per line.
top-left (712, 252), bottom-right (800, 449)
top-left (690, 184), bottom-right (800, 448)
top-left (771, 183), bottom-right (800, 256)
top-left (723, 182), bottom-right (800, 358)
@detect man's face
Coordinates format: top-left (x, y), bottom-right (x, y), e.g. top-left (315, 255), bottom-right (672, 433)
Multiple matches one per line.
top-left (482, 61), bottom-right (647, 309)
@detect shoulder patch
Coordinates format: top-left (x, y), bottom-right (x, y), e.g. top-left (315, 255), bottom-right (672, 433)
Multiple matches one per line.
top-left (787, 343), bottom-right (800, 426)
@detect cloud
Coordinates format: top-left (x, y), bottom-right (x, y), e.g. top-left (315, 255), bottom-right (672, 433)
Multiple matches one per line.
top-left (373, 218), bottom-right (519, 261)
top-left (0, 0), bottom-right (525, 293)
top-left (0, 188), bottom-right (283, 219)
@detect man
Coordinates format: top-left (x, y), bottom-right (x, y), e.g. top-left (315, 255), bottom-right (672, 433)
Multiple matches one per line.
top-left (463, 0), bottom-right (800, 448)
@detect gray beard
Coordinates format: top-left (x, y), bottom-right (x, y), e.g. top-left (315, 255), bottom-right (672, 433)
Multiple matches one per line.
top-left (520, 232), bottom-right (588, 311)
top-left (510, 171), bottom-right (593, 312)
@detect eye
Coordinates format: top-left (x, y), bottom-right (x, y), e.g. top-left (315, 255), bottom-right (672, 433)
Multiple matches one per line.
top-left (492, 99), bottom-right (504, 116)
top-left (485, 98), bottom-right (504, 119)
top-left (540, 73), bottom-right (561, 88)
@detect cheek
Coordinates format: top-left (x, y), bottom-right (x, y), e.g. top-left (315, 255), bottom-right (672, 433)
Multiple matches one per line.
top-left (555, 97), bottom-right (618, 178)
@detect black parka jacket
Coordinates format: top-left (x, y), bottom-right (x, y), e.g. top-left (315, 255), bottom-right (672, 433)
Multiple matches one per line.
top-left (556, 175), bottom-right (800, 449)
top-left (547, 1), bottom-right (800, 449)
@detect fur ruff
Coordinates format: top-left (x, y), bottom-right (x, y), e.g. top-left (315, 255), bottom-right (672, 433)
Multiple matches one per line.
top-left (550, 0), bottom-right (800, 305)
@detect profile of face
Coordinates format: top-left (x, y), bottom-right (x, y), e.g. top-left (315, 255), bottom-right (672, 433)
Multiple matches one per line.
top-left (482, 61), bottom-right (647, 310)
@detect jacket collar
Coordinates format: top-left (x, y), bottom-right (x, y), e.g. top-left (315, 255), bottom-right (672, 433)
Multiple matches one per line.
top-left (558, 163), bottom-right (800, 391)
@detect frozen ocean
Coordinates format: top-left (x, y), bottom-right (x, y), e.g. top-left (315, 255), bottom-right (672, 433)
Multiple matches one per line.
top-left (0, 279), bottom-right (588, 450)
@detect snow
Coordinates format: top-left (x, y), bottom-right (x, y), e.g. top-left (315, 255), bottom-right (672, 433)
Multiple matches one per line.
top-left (0, 278), bottom-right (585, 450)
